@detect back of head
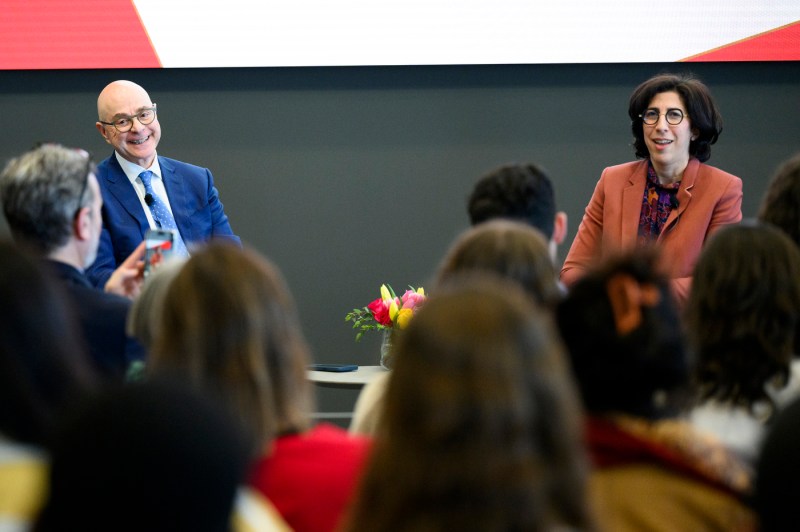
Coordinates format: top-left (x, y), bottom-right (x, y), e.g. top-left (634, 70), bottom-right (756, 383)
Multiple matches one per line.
top-left (346, 275), bottom-right (591, 531)
top-left (556, 249), bottom-right (689, 419)
top-left (467, 163), bottom-right (557, 239)
top-left (686, 221), bottom-right (800, 411)
top-left (0, 240), bottom-right (94, 446)
top-left (34, 378), bottom-right (249, 532)
top-left (150, 242), bottom-right (312, 454)
top-left (0, 144), bottom-right (94, 256)
top-left (758, 152), bottom-right (800, 248)
top-left (436, 219), bottom-right (561, 309)
top-left (126, 257), bottom-right (187, 350)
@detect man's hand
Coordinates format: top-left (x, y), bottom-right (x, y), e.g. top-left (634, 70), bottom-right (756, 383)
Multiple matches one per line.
top-left (104, 241), bottom-right (146, 300)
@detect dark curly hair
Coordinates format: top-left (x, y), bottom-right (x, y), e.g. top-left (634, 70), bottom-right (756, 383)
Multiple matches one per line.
top-left (556, 248), bottom-right (690, 420)
top-left (467, 163), bottom-right (556, 239)
top-left (628, 73), bottom-right (722, 163)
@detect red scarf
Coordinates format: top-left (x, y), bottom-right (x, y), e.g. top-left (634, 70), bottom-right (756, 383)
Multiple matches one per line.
top-left (586, 415), bottom-right (752, 501)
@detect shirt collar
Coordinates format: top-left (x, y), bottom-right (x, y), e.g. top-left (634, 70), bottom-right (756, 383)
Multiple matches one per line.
top-left (115, 151), bottom-right (162, 185)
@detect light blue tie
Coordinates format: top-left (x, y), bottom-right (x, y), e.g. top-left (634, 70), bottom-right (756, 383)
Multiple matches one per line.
top-left (139, 170), bottom-right (189, 257)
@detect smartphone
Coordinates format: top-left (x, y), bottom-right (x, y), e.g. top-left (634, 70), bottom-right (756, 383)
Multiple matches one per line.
top-left (143, 228), bottom-right (175, 278)
top-left (308, 364), bottom-right (359, 372)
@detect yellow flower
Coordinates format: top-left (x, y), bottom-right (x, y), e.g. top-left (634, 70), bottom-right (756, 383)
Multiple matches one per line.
top-left (380, 284), bottom-right (392, 302)
top-left (389, 299), bottom-right (400, 322)
top-left (396, 308), bottom-right (414, 329)
top-left (416, 287), bottom-right (425, 296)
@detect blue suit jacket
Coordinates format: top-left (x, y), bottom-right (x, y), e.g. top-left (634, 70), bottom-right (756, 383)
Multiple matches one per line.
top-left (86, 152), bottom-right (240, 287)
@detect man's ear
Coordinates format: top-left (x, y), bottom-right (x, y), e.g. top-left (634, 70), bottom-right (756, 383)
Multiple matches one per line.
top-left (552, 211), bottom-right (568, 245)
top-left (73, 207), bottom-right (92, 241)
top-left (96, 122), bottom-right (112, 144)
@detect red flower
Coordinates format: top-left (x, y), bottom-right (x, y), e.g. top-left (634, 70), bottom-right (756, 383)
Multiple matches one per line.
top-left (367, 297), bottom-right (392, 326)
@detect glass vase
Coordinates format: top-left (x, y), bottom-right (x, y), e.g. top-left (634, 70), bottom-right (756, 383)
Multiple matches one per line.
top-left (380, 329), bottom-right (395, 370)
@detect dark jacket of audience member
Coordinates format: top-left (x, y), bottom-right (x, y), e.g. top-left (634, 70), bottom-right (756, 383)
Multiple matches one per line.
top-left (0, 144), bottom-right (144, 380)
top-left (34, 378), bottom-right (249, 532)
top-left (0, 241), bottom-right (95, 528)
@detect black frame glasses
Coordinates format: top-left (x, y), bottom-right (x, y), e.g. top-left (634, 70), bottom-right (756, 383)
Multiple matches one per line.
top-left (99, 104), bottom-right (158, 132)
top-left (639, 108), bottom-right (685, 126)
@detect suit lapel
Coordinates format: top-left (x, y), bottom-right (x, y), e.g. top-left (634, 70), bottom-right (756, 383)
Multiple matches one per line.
top-left (620, 160), bottom-right (647, 248)
top-left (159, 157), bottom-right (193, 242)
top-left (102, 154), bottom-right (149, 234)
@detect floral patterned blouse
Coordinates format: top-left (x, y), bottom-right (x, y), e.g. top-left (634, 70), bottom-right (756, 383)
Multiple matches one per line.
top-left (637, 161), bottom-right (681, 246)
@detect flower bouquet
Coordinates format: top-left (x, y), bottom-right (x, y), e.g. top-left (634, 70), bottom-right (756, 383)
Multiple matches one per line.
top-left (345, 284), bottom-right (426, 368)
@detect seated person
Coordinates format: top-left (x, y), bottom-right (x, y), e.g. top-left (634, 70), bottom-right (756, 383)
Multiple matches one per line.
top-left (342, 276), bottom-right (593, 531)
top-left (556, 249), bottom-right (756, 532)
top-left (757, 151), bottom-right (800, 248)
top-left (350, 219), bottom-right (561, 436)
top-left (0, 144), bottom-right (145, 380)
top-left (88, 80), bottom-right (240, 288)
top-left (687, 221), bottom-right (800, 465)
top-left (0, 241), bottom-right (96, 530)
top-left (467, 162), bottom-right (568, 264)
top-left (148, 242), bottom-right (370, 532)
top-left (34, 377), bottom-right (289, 532)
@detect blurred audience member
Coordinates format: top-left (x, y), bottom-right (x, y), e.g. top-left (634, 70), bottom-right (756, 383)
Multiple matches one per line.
top-left (758, 152), bottom-right (800, 247)
top-left (33, 378), bottom-right (275, 532)
top-left (754, 395), bottom-right (800, 532)
top-left (343, 276), bottom-right (594, 531)
top-left (149, 242), bottom-right (370, 532)
top-left (350, 219), bottom-right (561, 436)
top-left (687, 222), bottom-right (800, 465)
top-left (126, 257), bottom-right (187, 350)
top-left (0, 143), bottom-right (145, 380)
top-left (467, 162), bottom-right (567, 263)
top-left (556, 250), bottom-right (755, 531)
top-left (0, 241), bottom-right (95, 530)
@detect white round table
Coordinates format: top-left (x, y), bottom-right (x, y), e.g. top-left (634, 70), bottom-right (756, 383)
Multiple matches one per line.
top-left (307, 365), bottom-right (387, 389)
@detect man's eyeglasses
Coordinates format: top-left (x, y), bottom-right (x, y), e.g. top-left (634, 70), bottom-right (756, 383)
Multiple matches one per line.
top-left (639, 108), bottom-right (685, 126)
top-left (99, 104), bottom-right (157, 132)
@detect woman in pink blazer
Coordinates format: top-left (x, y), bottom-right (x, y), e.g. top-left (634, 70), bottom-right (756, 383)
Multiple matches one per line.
top-left (561, 73), bottom-right (742, 304)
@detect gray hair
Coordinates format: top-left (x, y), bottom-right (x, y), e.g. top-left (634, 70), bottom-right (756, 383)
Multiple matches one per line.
top-left (0, 144), bottom-right (96, 255)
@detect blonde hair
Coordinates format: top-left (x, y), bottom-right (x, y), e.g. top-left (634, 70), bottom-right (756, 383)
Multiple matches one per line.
top-left (150, 242), bottom-right (313, 453)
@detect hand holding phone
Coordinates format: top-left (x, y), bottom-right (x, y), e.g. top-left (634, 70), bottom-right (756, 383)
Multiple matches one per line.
top-left (143, 229), bottom-right (175, 278)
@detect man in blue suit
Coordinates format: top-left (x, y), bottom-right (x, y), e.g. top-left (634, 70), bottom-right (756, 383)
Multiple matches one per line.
top-left (87, 80), bottom-right (240, 288)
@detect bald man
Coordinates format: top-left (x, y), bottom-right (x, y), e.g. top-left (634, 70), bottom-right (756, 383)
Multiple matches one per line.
top-left (86, 80), bottom-right (240, 288)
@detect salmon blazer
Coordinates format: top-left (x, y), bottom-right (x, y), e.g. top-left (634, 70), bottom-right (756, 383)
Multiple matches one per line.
top-left (561, 158), bottom-right (742, 303)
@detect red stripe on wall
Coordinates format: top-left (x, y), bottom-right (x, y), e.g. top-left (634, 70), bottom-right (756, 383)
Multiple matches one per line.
top-left (0, 0), bottom-right (161, 70)
top-left (683, 21), bottom-right (800, 62)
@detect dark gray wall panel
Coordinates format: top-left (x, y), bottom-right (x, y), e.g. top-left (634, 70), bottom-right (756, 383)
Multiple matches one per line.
top-left (1, 63), bottom-right (798, 414)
